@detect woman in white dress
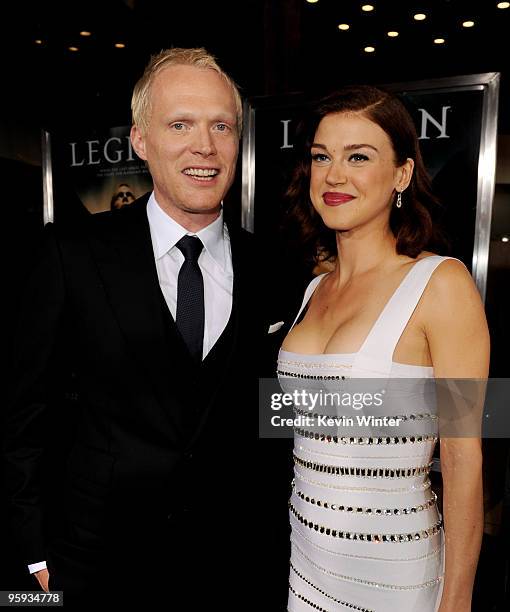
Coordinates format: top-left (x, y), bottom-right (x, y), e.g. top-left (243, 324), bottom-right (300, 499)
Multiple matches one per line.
top-left (279, 86), bottom-right (489, 612)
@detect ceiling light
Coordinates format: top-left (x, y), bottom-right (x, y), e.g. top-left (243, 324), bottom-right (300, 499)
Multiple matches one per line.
top-left (362, 5), bottom-right (375, 12)
top-left (414, 13), bottom-right (427, 21)
top-left (462, 20), bottom-right (475, 27)
top-left (434, 38), bottom-right (445, 44)
top-left (68, 46), bottom-right (79, 52)
top-left (115, 43), bottom-right (126, 49)
top-left (387, 31), bottom-right (399, 37)
top-left (80, 31), bottom-right (91, 37)
top-left (34, 39), bottom-right (43, 45)
top-left (364, 46), bottom-right (375, 52)
top-left (497, 2), bottom-right (510, 9)
top-left (502, 235), bottom-right (510, 243)
top-left (338, 23), bottom-right (350, 30)
top-left (306, 0), bottom-right (319, 3)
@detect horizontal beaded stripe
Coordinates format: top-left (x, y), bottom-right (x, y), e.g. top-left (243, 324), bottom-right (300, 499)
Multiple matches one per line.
top-left (292, 525), bottom-right (442, 562)
top-left (293, 405), bottom-right (438, 423)
top-left (294, 453), bottom-right (432, 478)
top-left (293, 486), bottom-right (437, 515)
top-left (295, 472), bottom-right (432, 493)
top-left (295, 428), bottom-right (438, 445)
top-left (289, 584), bottom-right (331, 612)
top-left (292, 541), bottom-right (443, 591)
top-left (290, 564), bottom-right (374, 611)
top-left (278, 370), bottom-right (348, 380)
top-left (279, 358), bottom-right (353, 370)
top-left (289, 501), bottom-right (442, 543)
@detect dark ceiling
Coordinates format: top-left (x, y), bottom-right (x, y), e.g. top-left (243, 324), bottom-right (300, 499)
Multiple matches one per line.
top-left (1, 0), bottom-right (509, 131)
top-left (1, 0), bottom-right (265, 129)
top-left (300, 0), bottom-right (509, 81)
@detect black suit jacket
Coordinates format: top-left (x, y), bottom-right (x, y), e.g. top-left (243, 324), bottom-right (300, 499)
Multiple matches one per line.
top-left (4, 194), bottom-right (265, 600)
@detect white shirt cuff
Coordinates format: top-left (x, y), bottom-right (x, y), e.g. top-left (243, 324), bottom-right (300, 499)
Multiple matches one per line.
top-left (28, 561), bottom-right (47, 574)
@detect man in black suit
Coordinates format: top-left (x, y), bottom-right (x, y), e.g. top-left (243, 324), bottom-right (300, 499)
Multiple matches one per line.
top-left (4, 47), bottom-right (262, 608)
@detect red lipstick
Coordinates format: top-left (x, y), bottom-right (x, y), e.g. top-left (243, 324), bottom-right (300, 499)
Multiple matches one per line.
top-left (323, 192), bottom-right (355, 206)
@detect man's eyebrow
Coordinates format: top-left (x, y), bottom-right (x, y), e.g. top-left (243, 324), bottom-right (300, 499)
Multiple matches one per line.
top-left (167, 111), bottom-right (196, 119)
top-left (167, 111), bottom-right (236, 121)
top-left (212, 115), bottom-right (236, 123)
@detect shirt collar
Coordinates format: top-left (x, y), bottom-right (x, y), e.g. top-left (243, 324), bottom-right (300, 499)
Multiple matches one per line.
top-left (146, 192), bottom-right (228, 271)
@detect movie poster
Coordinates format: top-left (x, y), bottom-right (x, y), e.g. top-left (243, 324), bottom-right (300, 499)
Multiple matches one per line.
top-left (49, 125), bottom-right (153, 219)
top-left (242, 74), bottom-right (499, 298)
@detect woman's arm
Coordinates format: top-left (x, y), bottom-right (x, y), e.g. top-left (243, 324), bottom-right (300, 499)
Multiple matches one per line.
top-left (424, 259), bottom-right (489, 612)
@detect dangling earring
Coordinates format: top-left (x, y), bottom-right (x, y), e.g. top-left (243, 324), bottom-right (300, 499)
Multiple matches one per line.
top-left (396, 191), bottom-right (402, 208)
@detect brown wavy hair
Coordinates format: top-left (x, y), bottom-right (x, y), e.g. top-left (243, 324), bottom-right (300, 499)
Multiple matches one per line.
top-left (285, 85), bottom-right (448, 266)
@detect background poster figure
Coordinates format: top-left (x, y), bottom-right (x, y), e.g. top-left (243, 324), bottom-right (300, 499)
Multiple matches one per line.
top-left (110, 182), bottom-right (136, 210)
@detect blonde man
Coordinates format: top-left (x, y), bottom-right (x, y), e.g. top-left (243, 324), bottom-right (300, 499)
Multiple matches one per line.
top-left (6, 47), bottom-right (261, 608)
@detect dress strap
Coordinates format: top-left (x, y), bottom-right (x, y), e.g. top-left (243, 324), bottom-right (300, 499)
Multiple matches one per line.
top-left (353, 256), bottom-right (459, 375)
top-left (289, 273), bottom-right (329, 332)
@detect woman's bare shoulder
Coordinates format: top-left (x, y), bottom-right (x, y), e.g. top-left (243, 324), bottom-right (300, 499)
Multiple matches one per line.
top-left (421, 255), bottom-right (482, 316)
top-left (428, 256), bottom-right (472, 288)
top-left (410, 251), bottom-right (471, 285)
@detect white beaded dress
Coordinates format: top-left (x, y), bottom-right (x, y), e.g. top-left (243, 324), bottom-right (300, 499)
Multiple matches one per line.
top-left (278, 256), bottom-right (453, 612)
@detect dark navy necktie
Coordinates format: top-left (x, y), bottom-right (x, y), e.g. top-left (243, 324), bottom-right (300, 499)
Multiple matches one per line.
top-left (175, 235), bottom-right (205, 362)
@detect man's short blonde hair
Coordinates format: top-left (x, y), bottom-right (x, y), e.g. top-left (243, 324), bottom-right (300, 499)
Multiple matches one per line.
top-left (131, 47), bottom-right (243, 135)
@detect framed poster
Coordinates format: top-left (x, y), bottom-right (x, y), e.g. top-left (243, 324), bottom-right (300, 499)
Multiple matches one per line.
top-left (242, 73), bottom-right (500, 301)
top-left (42, 125), bottom-right (153, 223)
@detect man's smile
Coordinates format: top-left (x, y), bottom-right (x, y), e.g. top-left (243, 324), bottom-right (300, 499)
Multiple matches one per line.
top-left (183, 167), bottom-right (220, 181)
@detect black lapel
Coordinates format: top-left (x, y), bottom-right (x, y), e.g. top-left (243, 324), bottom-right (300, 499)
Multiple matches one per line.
top-left (85, 195), bottom-right (196, 425)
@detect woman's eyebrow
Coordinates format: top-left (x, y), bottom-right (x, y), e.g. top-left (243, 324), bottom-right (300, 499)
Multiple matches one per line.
top-left (344, 143), bottom-right (379, 152)
top-left (310, 143), bottom-right (379, 152)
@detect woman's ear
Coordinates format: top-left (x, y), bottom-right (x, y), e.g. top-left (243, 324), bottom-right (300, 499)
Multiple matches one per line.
top-left (396, 157), bottom-right (415, 192)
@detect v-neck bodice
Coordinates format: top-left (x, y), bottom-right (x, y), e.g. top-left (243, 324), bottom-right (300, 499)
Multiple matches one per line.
top-left (279, 256), bottom-right (457, 379)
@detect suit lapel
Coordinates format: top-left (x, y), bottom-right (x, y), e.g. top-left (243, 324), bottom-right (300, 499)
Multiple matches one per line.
top-left (86, 196), bottom-right (196, 427)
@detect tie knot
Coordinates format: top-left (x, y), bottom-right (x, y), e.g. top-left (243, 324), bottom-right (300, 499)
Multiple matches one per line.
top-left (176, 235), bottom-right (203, 262)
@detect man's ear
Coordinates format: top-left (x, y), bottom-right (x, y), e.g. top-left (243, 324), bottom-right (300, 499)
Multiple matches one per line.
top-left (130, 125), bottom-right (147, 161)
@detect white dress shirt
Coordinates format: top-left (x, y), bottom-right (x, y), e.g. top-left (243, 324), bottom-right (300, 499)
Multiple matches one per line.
top-left (27, 193), bottom-right (234, 576)
top-left (146, 193), bottom-right (233, 358)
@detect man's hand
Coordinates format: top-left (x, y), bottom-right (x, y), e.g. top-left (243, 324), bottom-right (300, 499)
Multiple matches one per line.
top-left (34, 568), bottom-right (50, 592)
